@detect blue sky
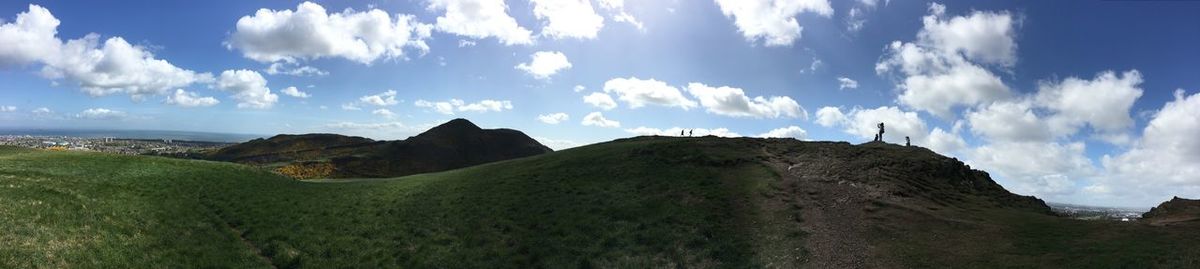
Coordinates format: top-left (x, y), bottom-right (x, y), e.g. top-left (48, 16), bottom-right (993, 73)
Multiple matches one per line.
top-left (1, 0), bottom-right (1199, 207)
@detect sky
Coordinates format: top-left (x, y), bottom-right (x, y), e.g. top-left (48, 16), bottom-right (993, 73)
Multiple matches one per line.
top-left (1, 0), bottom-right (1199, 207)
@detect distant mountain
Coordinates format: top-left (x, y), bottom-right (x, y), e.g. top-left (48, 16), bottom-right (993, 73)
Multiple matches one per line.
top-left (1142, 196), bottom-right (1200, 225)
top-left (205, 118), bottom-right (551, 178)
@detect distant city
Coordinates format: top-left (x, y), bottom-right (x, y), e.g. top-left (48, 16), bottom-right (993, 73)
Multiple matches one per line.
top-left (0, 129), bottom-right (261, 156)
top-left (1048, 202), bottom-right (1147, 221)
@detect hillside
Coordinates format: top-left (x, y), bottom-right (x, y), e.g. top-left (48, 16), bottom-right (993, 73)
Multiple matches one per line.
top-left (3, 137), bottom-right (1200, 268)
top-left (205, 119), bottom-right (552, 178)
top-left (1142, 197), bottom-right (1200, 226)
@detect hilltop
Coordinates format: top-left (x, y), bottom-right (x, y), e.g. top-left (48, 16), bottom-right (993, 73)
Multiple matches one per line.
top-left (3, 137), bottom-right (1199, 268)
top-left (205, 118), bottom-right (552, 178)
top-left (1142, 197), bottom-right (1200, 226)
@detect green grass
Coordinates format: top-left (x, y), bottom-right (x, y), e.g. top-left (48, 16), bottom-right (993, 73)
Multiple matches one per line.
top-left (0, 138), bottom-right (782, 268)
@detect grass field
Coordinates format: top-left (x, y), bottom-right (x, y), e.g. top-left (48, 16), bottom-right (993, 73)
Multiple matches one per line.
top-left (0, 138), bottom-right (781, 268)
top-left (3, 137), bottom-right (1200, 268)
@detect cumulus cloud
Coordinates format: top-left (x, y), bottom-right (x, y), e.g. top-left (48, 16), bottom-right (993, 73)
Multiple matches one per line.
top-left (414, 99), bottom-right (512, 115)
top-left (359, 90), bottom-right (399, 106)
top-left (573, 85), bottom-right (586, 92)
top-left (164, 89), bottom-right (220, 107)
top-left (1036, 70), bottom-right (1143, 135)
top-left (428, 0), bottom-right (533, 45)
top-left (227, 1), bottom-right (432, 64)
top-left (966, 99), bottom-right (1053, 142)
top-left (372, 108), bottom-right (396, 119)
top-left (537, 112), bottom-right (569, 124)
top-left (758, 126), bottom-right (807, 139)
top-left (582, 92), bottom-right (617, 110)
top-left (0, 106), bottom-right (16, 112)
top-left (837, 77), bottom-right (858, 90)
top-left (31, 107), bottom-right (51, 115)
top-left (714, 0), bottom-right (833, 47)
top-left (530, 0), bottom-right (604, 39)
top-left (325, 121), bottom-right (404, 129)
top-left (814, 106), bottom-right (847, 127)
top-left (581, 112), bottom-right (620, 128)
top-left (969, 141), bottom-right (1095, 197)
top-left (685, 83), bottom-right (804, 119)
top-left (625, 126), bottom-right (741, 137)
top-left (215, 69), bottom-right (278, 109)
top-left (341, 103), bottom-right (362, 111)
top-left (876, 4), bottom-right (1017, 118)
top-left (280, 86), bottom-right (310, 98)
top-left (264, 62), bottom-right (327, 76)
top-left (75, 108), bottom-right (126, 120)
top-left (515, 51), bottom-right (572, 79)
top-left (602, 77), bottom-right (697, 110)
top-left (1094, 89), bottom-right (1200, 204)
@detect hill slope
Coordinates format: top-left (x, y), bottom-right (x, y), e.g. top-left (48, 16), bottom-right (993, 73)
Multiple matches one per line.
top-left (1142, 197), bottom-right (1200, 226)
top-left (205, 118), bottom-right (552, 178)
top-left (3, 137), bottom-right (1199, 268)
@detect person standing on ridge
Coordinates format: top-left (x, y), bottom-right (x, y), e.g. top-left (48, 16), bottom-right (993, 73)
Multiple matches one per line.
top-left (876, 122), bottom-right (885, 142)
top-left (906, 136), bottom-right (911, 146)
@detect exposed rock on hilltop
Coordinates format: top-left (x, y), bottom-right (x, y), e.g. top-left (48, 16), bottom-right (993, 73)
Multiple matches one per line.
top-left (205, 119), bottom-right (551, 178)
top-left (1142, 196), bottom-right (1200, 226)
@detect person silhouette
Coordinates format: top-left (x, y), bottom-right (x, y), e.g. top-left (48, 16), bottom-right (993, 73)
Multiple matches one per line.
top-left (876, 122), bottom-right (886, 142)
top-left (680, 129), bottom-right (685, 136)
top-left (688, 130), bottom-right (694, 137)
top-left (905, 136), bottom-right (911, 146)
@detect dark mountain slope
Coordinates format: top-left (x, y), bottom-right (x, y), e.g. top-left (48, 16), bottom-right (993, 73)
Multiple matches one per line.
top-left (1142, 197), bottom-right (1200, 226)
top-left (204, 119), bottom-right (552, 178)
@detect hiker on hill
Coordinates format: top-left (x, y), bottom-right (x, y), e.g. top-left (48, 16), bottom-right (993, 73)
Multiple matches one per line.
top-left (876, 122), bottom-right (885, 142)
top-left (680, 129), bottom-right (685, 136)
top-left (689, 130), bottom-right (694, 137)
top-left (905, 136), bottom-right (911, 146)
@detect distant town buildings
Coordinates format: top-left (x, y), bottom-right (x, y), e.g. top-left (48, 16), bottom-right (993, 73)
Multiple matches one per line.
top-left (0, 135), bottom-right (230, 155)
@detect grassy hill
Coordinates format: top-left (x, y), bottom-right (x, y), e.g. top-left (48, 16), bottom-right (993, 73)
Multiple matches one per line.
top-left (3, 137), bottom-right (1199, 268)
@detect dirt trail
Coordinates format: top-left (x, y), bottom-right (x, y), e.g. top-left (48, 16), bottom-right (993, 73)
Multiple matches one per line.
top-left (760, 145), bottom-right (895, 269)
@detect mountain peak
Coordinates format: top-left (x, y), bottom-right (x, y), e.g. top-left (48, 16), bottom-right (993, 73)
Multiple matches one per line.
top-left (419, 118), bottom-right (482, 137)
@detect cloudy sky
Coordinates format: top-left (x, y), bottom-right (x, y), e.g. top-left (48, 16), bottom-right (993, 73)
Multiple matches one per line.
top-left (1, 0), bottom-right (1199, 207)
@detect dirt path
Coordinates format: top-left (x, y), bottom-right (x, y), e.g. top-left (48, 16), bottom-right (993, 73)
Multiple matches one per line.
top-left (760, 146), bottom-right (893, 269)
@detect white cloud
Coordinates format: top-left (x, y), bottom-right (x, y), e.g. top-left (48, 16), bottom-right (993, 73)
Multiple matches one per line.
top-left (341, 103), bottom-right (362, 111)
top-left (0, 106), bottom-right (16, 112)
top-left (537, 112), bottom-right (569, 124)
top-left (713, 0), bottom-right (833, 47)
top-left (75, 108), bottom-right (126, 120)
top-left (1036, 70), bottom-right (1143, 135)
top-left (428, 0), bottom-right (533, 45)
top-left (325, 121), bottom-right (404, 129)
top-left (31, 107), bottom-right (51, 114)
top-left (625, 126), bottom-right (741, 137)
top-left (917, 4), bottom-right (1018, 66)
top-left (685, 83), bottom-right (805, 119)
top-left (573, 85), bottom-right (586, 92)
top-left (837, 77), bottom-right (858, 90)
top-left (814, 106), bottom-right (846, 127)
top-left (215, 69), bottom-right (278, 109)
top-left (581, 112), bottom-right (620, 128)
top-left (0, 5), bottom-right (213, 100)
top-left (533, 136), bottom-right (581, 150)
top-left (0, 4), bottom-right (60, 67)
top-left (359, 90), bottom-right (399, 106)
top-left (758, 126), bottom-right (807, 139)
top-left (414, 99), bottom-right (512, 115)
top-left (457, 40), bottom-right (476, 47)
top-left (372, 108), bottom-right (396, 119)
top-left (966, 99), bottom-right (1053, 142)
top-left (164, 89), bottom-right (220, 107)
top-left (530, 0), bottom-right (604, 39)
top-left (597, 0), bottom-right (642, 30)
top-left (926, 127), bottom-right (967, 155)
top-left (264, 62), bottom-right (327, 76)
top-left (582, 92), bottom-right (617, 110)
top-left (515, 51), bottom-right (572, 79)
top-left (1096, 89), bottom-right (1200, 204)
top-left (969, 141), bottom-right (1095, 197)
top-left (280, 86), bottom-right (310, 98)
top-left (602, 77), bottom-right (697, 110)
top-left (227, 1), bottom-right (432, 64)
top-left (875, 4), bottom-right (1017, 118)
